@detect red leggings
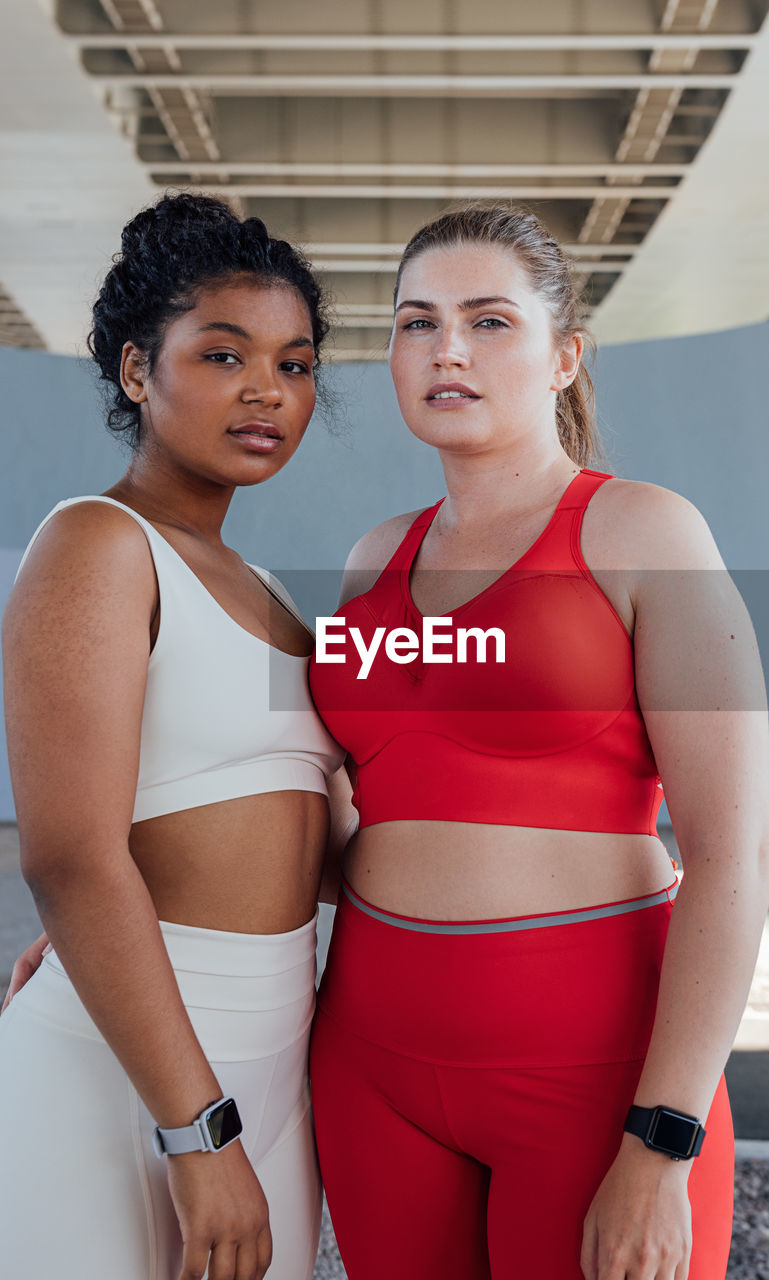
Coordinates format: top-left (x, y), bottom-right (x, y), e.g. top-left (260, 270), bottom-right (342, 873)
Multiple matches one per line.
top-left (310, 881), bottom-right (733, 1279)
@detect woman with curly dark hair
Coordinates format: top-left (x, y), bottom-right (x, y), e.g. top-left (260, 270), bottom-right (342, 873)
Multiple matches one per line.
top-left (0, 192), bottom-right (349, 1280)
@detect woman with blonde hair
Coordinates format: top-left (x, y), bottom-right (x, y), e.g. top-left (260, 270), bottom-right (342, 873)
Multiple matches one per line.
top-left (309, 203), bottom-right (769, 1279)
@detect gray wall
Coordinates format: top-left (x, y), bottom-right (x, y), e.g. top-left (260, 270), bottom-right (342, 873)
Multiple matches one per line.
top-left (592, 326), bottom-right (769, 571)
top-left (1, 324), bottom-right (768, 819)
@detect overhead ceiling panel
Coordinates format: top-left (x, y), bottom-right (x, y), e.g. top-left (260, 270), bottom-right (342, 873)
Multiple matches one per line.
top-left (1, 0), bottom-right (767, 355)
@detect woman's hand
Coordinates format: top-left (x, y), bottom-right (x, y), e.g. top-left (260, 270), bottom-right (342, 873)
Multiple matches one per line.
top-left (581, 1136), bottom-right (692, 1280)
top-left (1, 931), bottom-right (50, 1013)
top-left (167, 1140), bottom-right (272, 1280)
top-left (318, 762), bottom-right (357, 905)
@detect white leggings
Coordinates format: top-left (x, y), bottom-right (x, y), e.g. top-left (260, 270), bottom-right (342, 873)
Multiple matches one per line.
top-left (0, 913), bottom-right (322, 1279)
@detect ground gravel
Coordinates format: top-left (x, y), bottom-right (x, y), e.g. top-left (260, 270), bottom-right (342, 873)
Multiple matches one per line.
top-left (729, 1161), bottom-right (769, 1279)
top-left (313, 1165), bottom-right (769, 1279)
top-left (312, 1205), bottom-right (347, 1279)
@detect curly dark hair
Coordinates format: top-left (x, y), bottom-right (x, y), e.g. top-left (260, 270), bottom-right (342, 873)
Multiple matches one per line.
top-left (89, 192), bottom-right (331, 449)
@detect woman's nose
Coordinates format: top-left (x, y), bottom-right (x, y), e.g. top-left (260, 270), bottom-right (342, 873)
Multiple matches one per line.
top-left (242, 376), bottom-right (282, 406)
top-left (432, 327), bottom-right (470, 369)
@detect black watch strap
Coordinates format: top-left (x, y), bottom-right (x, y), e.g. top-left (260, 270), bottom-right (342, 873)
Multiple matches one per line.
top-left (624, 1104), bottom-right (706, 1160)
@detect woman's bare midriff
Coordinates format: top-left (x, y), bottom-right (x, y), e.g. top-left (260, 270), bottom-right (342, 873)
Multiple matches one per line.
top-left (344, 821), bottom-right (676, 920)
top-left (128, 790), bottom-right (330, 934)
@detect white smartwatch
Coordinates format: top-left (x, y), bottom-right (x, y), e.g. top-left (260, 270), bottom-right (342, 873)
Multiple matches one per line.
top-left (152, 1097), bottom-right (242, 1158)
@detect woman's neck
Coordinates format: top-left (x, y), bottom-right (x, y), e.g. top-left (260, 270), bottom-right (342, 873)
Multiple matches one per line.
top-left (106, 454), bottom-right (236, 544)
top-left (437, 439), bottom-right (579, 531)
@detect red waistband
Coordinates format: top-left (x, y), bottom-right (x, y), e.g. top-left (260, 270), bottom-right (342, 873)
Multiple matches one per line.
top-left (318, 876), bottom-right (677, 1067)
top-left (341, 875), bottom-right (679, 934)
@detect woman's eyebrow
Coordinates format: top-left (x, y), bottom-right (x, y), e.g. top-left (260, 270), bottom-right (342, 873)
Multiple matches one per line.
top-left (197, 321), bottom-right (251, 338)
top-left (395, 299), bottom-right (435, 313)
top-left (395, 296), bottom-right (521, 313)
top-left (282, 336), bottom-right (315, 351)
top-left (459, 296), bottom-right (521, 312)
top-left (195, 323), bottom-right (313, 350)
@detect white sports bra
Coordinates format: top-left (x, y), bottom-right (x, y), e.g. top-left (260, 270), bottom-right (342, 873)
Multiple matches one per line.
top-left (17, 497), bottom-right (344, 822)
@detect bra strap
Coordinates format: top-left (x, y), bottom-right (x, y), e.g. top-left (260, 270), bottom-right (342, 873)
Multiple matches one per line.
top-left (566, 470), bottom-right (614, 569)
top-left (380, 499), bottom-right (444, 573)
top-left (557, 468), bottom-right (614, 508)
top-left (516, 469), bottom-right (615, 572)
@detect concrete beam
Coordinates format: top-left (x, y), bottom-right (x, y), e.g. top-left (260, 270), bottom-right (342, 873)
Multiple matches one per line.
top-left (304, 242), bottom-right (640, 256)
top-left (315, 259), bottom-right (628, 274)
top-left (70, 33), bottom-right (758, 52)
top-left (90, 73), bottom-right (739, 95)
top-left (146, 161), bottom-right (689, 178)
top-left (192, 182), bottom-right (678, 199)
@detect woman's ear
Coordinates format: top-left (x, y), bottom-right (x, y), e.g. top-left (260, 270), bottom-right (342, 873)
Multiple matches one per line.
top-left (551, 332), bottom-right (583, 392)
top-left (120, 342), bottom-right (149, 404)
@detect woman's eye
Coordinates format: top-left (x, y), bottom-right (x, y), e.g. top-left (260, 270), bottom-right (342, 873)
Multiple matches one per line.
top-left (206, 351), bottom-right (239, 364)
top-left (477, 317), bottom-right (507, 329)
top-left (402, 318), bottom-right (435, 331)
top-left (280, 361), bottom-right (310, 375)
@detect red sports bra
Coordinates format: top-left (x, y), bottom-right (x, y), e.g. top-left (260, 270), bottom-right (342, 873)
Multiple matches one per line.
top-left (309, 469), bottom-right (664, 835)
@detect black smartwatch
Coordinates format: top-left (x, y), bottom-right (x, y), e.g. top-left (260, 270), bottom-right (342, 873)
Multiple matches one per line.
top-left (152, 1097), bottom-right (243, 1158)
top-left (624, 1104), bottom-right (706, 1160)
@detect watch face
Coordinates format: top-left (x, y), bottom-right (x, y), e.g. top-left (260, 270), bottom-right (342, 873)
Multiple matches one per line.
top-left (649, 1109), bottom-right (698, 1157)
top-left (206, 1100), bottom-right (243, 1149)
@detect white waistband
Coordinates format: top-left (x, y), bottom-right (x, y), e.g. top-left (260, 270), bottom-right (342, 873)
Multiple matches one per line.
top-left (156, 909), bottom-right (319, 975)
top-left (32, 913), bottom-right (319, 1060)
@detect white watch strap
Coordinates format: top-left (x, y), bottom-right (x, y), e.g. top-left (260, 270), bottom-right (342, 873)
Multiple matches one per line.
top-left (153, 1119), bottom-right (207, 1157)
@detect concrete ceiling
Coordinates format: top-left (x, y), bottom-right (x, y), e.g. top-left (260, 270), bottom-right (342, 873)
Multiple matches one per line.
top-left (1, 0), bottom-right (768, 357)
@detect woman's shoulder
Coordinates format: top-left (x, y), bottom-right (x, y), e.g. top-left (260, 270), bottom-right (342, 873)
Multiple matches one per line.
top-left (339, 506), bottom-right (433, 607)
top-left (3, 498), bottom-right (159, 683)
top-left (345, 507), bottom-right (431, 571)
top-left (586, 475), bottom-right (725, 572)
top-left (12, 497), bottom-right (158, 598)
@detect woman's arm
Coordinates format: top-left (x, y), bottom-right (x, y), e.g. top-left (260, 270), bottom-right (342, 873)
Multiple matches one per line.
top-left (318, 762), bottom-right (358, 905)
top-left (581, 485), bottom-right (769, 1280)
top-left (3, 503), bottom-right (271, 1280)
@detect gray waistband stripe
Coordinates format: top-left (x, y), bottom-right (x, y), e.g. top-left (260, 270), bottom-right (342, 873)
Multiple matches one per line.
top-left (342, 879), bottom-right (679, 935)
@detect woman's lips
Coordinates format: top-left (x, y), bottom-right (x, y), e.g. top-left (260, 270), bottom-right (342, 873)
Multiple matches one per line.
top-left (425, 382), bottom-right (481, 408)
top-left (229, 424), bottom-right (283, 452)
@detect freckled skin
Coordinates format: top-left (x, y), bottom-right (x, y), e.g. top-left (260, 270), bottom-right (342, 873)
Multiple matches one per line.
top-left (389, 244), bottom-right (580, 464)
